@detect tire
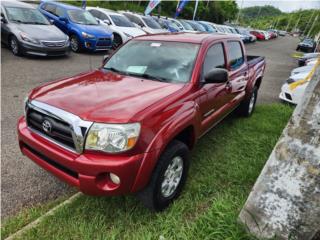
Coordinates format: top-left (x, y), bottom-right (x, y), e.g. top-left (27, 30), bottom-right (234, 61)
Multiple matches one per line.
top-left (70, 35), bottom-right (81, 52)
top-left (137, 140), bottom-right (190, 211)
top-left (237, 86), bottom-right (258, 117)
top-left (9, 35), bottom-right (22, 56)
top-left (112, 33), bottom-right (123, 50)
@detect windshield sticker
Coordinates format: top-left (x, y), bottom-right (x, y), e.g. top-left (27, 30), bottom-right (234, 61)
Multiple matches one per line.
top-left (150, 43), bottom-right (162, 47)
top-left (127, 66), bottom-right (147, 74)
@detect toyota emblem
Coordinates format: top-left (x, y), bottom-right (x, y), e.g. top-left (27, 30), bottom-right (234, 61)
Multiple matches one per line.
top-left (42, 120), bottom-right (52, 133)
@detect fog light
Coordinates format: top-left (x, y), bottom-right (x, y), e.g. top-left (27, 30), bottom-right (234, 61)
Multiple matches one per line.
top-left (85, 42), bottom-right (91, 48)
top-left (110, 173), bottom-right (120, 185)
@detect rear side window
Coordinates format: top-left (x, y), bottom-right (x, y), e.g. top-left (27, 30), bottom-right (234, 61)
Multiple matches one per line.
top-left (43, 3), bottom-right (57, 16)
top-left (55, 7), bottom-right (64, 17)
top-left (203, 43), bottom-right (226, 75)
top-left (227, 41), bottom-right (244, 70)
top-left (88, 9), bottom-right (101, 19)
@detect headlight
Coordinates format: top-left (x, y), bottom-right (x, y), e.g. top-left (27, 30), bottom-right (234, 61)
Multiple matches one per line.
top-left (20, 32), bottom-right (38, 44)
top-left (81, 32), bottom-right (95, 39)
top-left (85, 123), bottom-right (141, 153)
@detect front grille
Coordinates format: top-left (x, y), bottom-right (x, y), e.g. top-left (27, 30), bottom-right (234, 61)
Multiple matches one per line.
top-left (285, 93), bottom-right (292, 101)
top-left (23, 143), bottom-right (78, 179)
top-left (26, 108), bottom-right (75, 150)
top-left (41, 40), bottom-right (66, 47)
top-left (96, 38), bottom-right (112, 47)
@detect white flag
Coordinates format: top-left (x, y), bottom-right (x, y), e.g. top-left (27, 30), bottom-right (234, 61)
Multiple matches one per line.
top-left (145, 0), bottom-right (161, 15)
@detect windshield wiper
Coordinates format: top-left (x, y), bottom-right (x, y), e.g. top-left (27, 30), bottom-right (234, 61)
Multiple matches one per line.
top-left (127, 72), bottom-right (169, 82)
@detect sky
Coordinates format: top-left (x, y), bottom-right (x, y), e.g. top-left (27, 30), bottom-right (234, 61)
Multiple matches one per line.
top-left (236, 0), bottom-right (320, 12)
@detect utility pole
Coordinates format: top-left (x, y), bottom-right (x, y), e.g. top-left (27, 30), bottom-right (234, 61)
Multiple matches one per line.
top-left (236, 0), bottom-right (244, 25)
top-left (307, 14), bottom-right (319, 38)
top-left (303, 9), bottom-right (316, 36)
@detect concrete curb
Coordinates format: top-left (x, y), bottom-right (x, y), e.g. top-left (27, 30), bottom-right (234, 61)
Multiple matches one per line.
top-left (5, 193), bottom-right (82, 240)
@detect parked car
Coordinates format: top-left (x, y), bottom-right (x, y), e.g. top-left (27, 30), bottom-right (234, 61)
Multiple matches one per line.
top-left (18, 33), bottom-right (266, 211)
top-left (39, 1), bottom-right (113, 52)
top-left (87, 7), bottom-right (146, 49)
top-left (291, 65), bottom-right (314, 75)
top-left (250, 30), bottom-right (265, 40)
top-left (297, 52), bottom-right (319, 66)
top-left (236, 28), bottom-right (256, 43)
top-left (120, 11), bottom-right (168, 34)
top-left (279, 78), bottom-right (309, 105)
top-left (1, 0), bottom-right (70, 57)
top-left (185, 20), bottom-right (206, 32)
top-left (152, 16), bottom-right (180, 32)
top-left (197, 21), bottom-right (217, 33)
top-left (172, 19), bottom-right (197, 32)
top-left (278, 30), bottom-right (286, 36)
top-left (296, 38), bottom-right (316, 53)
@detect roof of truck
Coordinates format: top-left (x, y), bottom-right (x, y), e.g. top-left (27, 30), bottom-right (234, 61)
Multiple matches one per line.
top-left (135, 32), bottom-right (239, 44)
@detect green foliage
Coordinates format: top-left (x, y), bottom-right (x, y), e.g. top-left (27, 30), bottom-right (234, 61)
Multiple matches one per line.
top-left (64, 0), bottom-right (238, 24)
top-left (241, 5), bottom-right (282, 19)
top-left (3, 104), bottom-right (294, 240)
top-left (240, 8), bottom-right (320, 37)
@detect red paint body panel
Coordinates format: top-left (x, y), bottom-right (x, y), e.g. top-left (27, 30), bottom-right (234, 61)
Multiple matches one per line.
top-left (18, 33), bottom-right (266, 195)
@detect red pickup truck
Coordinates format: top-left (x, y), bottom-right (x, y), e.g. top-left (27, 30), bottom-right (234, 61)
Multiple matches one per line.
top-left (18, 33), bottom-right (265, 211)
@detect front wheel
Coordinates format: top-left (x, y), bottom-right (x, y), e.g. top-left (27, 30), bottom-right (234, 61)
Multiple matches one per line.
top-left (237, 86), bottom-right (258, 117)
top-left (10, 36), bottom-right (22, 56)
top-left (137, 140), bottom-right (190, 211)
top-left (70, 35), bottom-right (81, 52)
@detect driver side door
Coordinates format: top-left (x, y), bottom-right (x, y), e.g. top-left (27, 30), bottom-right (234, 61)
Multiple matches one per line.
top-left (198, 42), bottom-right (230, 135)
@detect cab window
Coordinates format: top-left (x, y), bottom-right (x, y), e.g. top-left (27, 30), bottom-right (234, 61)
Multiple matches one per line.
top-left (203, 43), bottom-right (226, 76)
top-left (227, 41), bottom-right (244, 70)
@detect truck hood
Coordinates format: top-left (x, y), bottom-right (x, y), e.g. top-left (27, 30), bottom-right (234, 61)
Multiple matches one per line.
top-left (30, 70), bottom-right (184, 123)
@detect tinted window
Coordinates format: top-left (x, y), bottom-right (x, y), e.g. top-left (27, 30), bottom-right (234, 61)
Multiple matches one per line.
top-left (67, 10), bottom-right (98, 25)
top-left (203, 43), bottom-right (226, 75)
top-left (227, 41), bottom-right (244, 70)
top-left (5, 7), bottom-right (49, 24)
top-left (142, 17), bottom-right (161, 29)
top-left (124, 13), bottom-right (144, 26)
top-left (110, 14), bottom-right (134, 27)
top-left (99, 12), bottom-right (109, 21)
top-left (88, 9), bottom-right (101, 19)
top-left (55, 6), bottom-right (64, 17)
top-left (43, 3), bottom-right (56, 16)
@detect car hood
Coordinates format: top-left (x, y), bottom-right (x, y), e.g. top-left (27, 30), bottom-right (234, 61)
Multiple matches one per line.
top-left (15, 24), bottom-right (67, 41)
top-left (291, 65), bottom-right (313, 75)
top-left (75, 24), bottom-right (113, 37)
top-left (118, 27), bottom-right (146, 37)
top-left (30, 70), bottom-right (184, 123)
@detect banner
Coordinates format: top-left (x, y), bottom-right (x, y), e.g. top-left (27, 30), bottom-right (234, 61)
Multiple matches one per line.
top-left (145, 0), bottom-right (161, 16)
top-left (81, 0), bottom-right (86, 9)
top-left (192, 0), bottom-right (198, 20)
top-left (174, 0), bottom-right (189, 18)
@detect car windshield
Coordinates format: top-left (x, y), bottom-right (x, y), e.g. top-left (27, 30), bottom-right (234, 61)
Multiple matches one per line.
top-left (200, 22), bottom-right (215, 32)
top-left (67, 10), bottom-right (98, 25)
top-left (110, 14), bottom-right (134, 27)
top-left (142, 17), bottom-right (162, 29)
top-left (104, 40), bottom-right (199, 83)
top-left (192, 22), bottom-right (206, 31)
top-left (5, 7), bottom-right (49, 25)
top-left (179, 20), bottom-right (194, 31)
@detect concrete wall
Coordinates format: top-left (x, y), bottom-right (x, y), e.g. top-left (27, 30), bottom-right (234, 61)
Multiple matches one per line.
top-left (239, 65), bottom-right (320, 239)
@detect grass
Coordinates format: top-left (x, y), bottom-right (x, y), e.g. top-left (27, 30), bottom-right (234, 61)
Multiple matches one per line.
top-left (2, 104), bottom-right (294, 240)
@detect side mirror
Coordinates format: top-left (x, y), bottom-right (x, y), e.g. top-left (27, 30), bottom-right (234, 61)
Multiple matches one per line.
top-left (204, 68), bottom-right (229, 84)
top-left (49, 19), bottom-right (54, 24)
top-left (1, 16), bottom-right (7, 24)
top-left (102, 54), bottom-right (110, 65)
top-left (58, 17), bottom-right (68, 23)
top-left (103, 19), bottom-right (111, 25)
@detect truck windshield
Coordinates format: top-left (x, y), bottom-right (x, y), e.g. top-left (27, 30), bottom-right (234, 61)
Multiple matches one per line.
top-left (5, 7), bottom-right (49, 25)
top-left (67, 10), bottom-right (98, 25)
top-left (104, 40), bottom-right (199, 83)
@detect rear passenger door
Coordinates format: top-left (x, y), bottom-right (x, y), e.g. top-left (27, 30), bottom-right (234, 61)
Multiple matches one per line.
top-left (226, 41), bottom-right (248, 105)
top-left (199, 42), bottom-right (230, 133)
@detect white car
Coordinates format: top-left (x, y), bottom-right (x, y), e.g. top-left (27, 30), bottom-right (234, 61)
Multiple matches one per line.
top-left (291, 65), bottom-right (314, 75)
top-left (306, 58), bottom-right (318, 66)
top-left (87, 7), bottom-right (146, 48)
top-left (119, 11), bottom-right (168, 34)
top-left (279, 80), bottom-right (308, 105)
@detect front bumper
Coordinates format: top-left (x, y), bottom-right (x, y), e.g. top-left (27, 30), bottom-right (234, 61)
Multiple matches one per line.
top-left (18, 116), bottom-right (146, 196)
top-left (81, 37), bottom-right (113, 51)
top-left (21, 42), bottom-right (70, 57)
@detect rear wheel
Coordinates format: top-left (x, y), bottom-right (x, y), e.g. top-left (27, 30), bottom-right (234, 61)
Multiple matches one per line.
top-left (237, 86), bottom-right (258, 117)
top-left (9, 36), bottom-right (22, 56)
top-left (137, 140), bottom-right (190, 211)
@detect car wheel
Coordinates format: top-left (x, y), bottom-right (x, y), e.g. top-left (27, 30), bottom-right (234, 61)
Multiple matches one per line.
top-left (9, 36), bottom-right (22, 56)
top-left (237, 86), bottom-right (258, 117)
top-left (112, 33), bottom-right (123, 50)
top-left (137, 140), bottom-right (190, 211)
top-left (70, 35), bottom-right (81, 52)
